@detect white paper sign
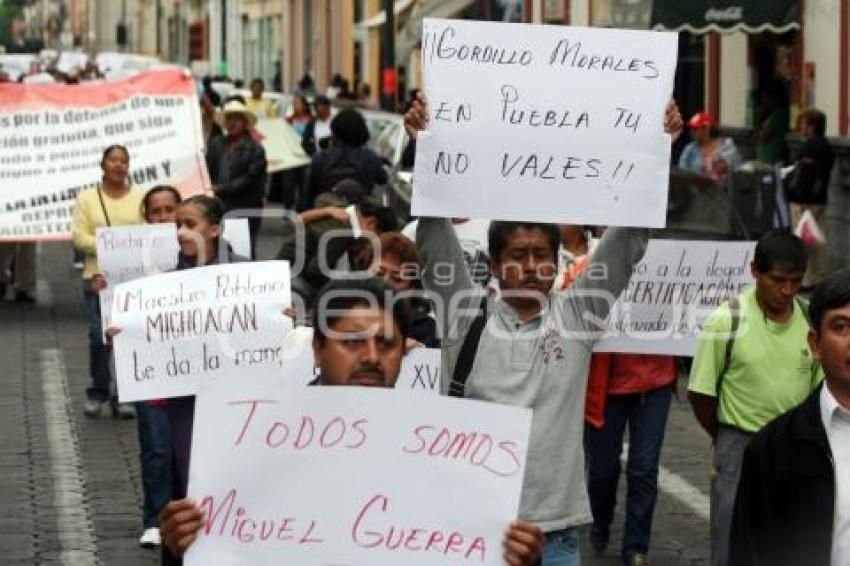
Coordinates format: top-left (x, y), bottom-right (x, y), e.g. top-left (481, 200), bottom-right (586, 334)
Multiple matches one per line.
top-left (222, 218), bottom-right (251, 258)
top-left (111, 261), bottom-right (298, 402)
top-left (396, 348), bottom-right (442, 392)
top-left (186, 382), bottom-right (532, 566)
top-left (593, 240), bottom-right (756, 356)
top-left (412, 19), bottom-right (678, 227)
top-left (96, 224), bottom-right (180, 335)
top-left (97, 220), bottom-right (250, 334)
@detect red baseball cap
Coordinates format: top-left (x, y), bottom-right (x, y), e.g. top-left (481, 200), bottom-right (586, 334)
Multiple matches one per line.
top-left (688, 111), bottom-right (715, 129)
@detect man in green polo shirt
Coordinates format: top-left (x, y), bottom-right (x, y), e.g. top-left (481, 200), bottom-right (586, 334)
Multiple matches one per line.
top-left (688, 230), bottom-right (822, 566)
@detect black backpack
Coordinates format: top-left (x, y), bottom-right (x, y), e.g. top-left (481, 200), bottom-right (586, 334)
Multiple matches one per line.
top-left (321, 148), bottom-right (370, 192)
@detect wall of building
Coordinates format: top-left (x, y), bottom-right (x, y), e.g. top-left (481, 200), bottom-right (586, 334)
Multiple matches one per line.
top-left (719, 32), bottom-right (748, 127)
top-left (804, 0), bottom-right (841, 135)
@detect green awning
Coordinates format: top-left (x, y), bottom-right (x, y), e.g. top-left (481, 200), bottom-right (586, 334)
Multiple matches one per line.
top-left (651, 1), bottom-right (800, 34)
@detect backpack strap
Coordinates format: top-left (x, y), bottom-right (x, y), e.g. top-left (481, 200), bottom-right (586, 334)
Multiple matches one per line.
top-left (448, 296), bottom-right (488, 398)
top-left (716, 296), bottom-right (741, 399)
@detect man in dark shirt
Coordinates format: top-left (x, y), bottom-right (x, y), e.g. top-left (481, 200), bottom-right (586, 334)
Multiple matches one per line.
top-left (205, 101), bottom-right (268, 258)
top-left (786, 109), bottom-right (835, 288)
top-left (303, 108), bottom-right (388, 209)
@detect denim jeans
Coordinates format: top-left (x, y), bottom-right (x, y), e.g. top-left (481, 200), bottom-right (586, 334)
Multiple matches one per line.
top-left (585, 386), bottom-right (672, 563)
top-left (710, 425), bottom-right (752, 566)
top-left (542, 527), bottom-right (580, 566)
top-left (82, 279), bottom-right (113, 403)
top-left (136, 402), bottom-right (172, 528)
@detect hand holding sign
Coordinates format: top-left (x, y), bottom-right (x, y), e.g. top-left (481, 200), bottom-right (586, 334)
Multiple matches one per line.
top-left (111, 261), bottom-right (307, 402)
top-left (404, 92), bottom-right (683, 142)
top-left (185, 382), bottom-right (533, 565)
top-left (163, 500), bottom-right (543, 564)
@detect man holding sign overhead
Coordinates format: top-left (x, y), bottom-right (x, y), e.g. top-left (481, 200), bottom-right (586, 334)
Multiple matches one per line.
top-left (406, 18), bottom-right (682, 566)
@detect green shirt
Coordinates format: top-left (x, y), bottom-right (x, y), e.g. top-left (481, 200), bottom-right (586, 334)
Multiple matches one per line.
top-left (688, 286), bottom-right (822, 433)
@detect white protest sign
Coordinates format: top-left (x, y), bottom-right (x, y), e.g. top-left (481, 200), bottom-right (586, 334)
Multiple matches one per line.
top-left (111, 261), bottom-right (300, 402)
top-left (254, 118), bottom-right (311, 173)
top-left (412, 19), bottom-right (677, 227)
top-left (0, 69), bottom-right (207, 241)
top-left (396, 348), bottom-right (442, 392)
top-left (222, 218), bottom-right (251, 258)
top-left (97, 220), bottom-right (250, 334)
top-left (96, 223), bottom-right (180, 334)
top-left (186, 382), bottom-right (531, 566)
top-left (593, 240), bottom-right (756, 356)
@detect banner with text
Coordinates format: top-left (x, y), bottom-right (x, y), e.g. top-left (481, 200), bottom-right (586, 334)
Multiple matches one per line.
top-left (186, 382), bottom-right (531, 566)
top-left (594, 240), bottom-right (756, 356)
top-left (111, 261), bottom-right (301, 402)
top-left (97, 219), bottom-right (252, 335)
top-left (0, 69), bottom-right (208, 241)
top-left (412, 19), bottom-right (677, 227)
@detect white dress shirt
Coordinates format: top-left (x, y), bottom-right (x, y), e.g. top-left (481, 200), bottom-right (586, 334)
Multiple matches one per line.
top-left (820, 384), bottom-right (850, 566)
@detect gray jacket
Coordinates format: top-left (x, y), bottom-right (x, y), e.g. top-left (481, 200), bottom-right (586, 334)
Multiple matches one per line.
top-left (417, 218), bottom-right (648, 532)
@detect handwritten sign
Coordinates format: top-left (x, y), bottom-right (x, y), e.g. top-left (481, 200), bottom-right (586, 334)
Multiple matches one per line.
top-left (186, 381), bottom-right (532, 566)
top-left (412, 19), bottom-right (677, 227)
top-left (111, 261), bottom-right (300, 402)
top-left (593, 240), bottom-right (756, 356)
top-left (396, 348), bottom-right (442, 392)
top-left (0, 69), bottom-right (208, 241)
top-left (222, 218), bottom-right (251, 258)
top-left (96, 219), bottom-right (251, 335)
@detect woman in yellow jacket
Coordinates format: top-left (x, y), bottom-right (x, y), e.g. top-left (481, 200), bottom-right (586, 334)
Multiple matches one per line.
top-left (72, 145), bottom-right (144, 418)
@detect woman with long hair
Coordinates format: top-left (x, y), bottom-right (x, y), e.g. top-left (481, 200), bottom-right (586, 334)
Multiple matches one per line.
top-left (72, 144), bottom-right (144, 418)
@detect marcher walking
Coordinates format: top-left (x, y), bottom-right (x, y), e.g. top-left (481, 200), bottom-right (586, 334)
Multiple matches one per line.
top-left (71, 145), bottom-right (144, 418)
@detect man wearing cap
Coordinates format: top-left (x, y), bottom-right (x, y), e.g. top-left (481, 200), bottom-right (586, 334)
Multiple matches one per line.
top-left (205, 100), bottom-right (268, 258)
top-left (678, 111), bottom-right (741, 189)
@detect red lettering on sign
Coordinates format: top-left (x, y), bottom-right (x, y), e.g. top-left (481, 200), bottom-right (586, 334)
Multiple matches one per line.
top-left (347, 418), bottom-right (369, 449)
top-left (299, 520), bottom-right (324, 544)
top-left (401, 426), bottom-right (522, 478)
top-left (350, 494), bottom-right (487, 560)
top-left (228, 399), bottom-right (279, 446)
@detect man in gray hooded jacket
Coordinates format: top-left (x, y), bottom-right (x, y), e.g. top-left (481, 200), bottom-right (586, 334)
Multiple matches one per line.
top-left (404, 96), bottom-right (682, 565)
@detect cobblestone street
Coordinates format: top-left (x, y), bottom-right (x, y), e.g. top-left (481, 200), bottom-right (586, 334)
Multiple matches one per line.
top-left (0, 227), bottom-right (712, 565)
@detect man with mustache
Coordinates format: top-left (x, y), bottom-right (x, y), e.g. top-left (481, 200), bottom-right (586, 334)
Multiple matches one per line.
top-left (405, 95), bottom-right (683, 566)
top-left (159, 276), bottom-right (545, 566)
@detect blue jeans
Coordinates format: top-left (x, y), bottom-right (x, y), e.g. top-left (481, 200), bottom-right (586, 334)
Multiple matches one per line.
top-left (136, 402), bottom-right (172, 528)
top-left (585, 386), bottom-right (672, 563)
top-left (82, 280), bottom-right (113, 403)
top-left (542, 527), bottom-right (580, 566)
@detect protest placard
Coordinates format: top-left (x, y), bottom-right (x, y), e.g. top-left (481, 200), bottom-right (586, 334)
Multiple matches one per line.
top-left (111, 261), bottom-right (303, 402)
top-left (412, 19), bottom-right (677, 227)
top-left (0, 69), bottom-right (207, 241)
top-left (396, 347), bottom-right (442, 392)
top-left (96, 219), bottom-right (251, 334)
top-left (186, 381), bottom-right (532, 566)
top-left (97, 223), bottom-right (180, 334)
top-left (254, 118), bottom-right (311, 173)
top-left (222, 218), bottom-right (251, 258)
top-left (593, 240), bottom-right (756, 356)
